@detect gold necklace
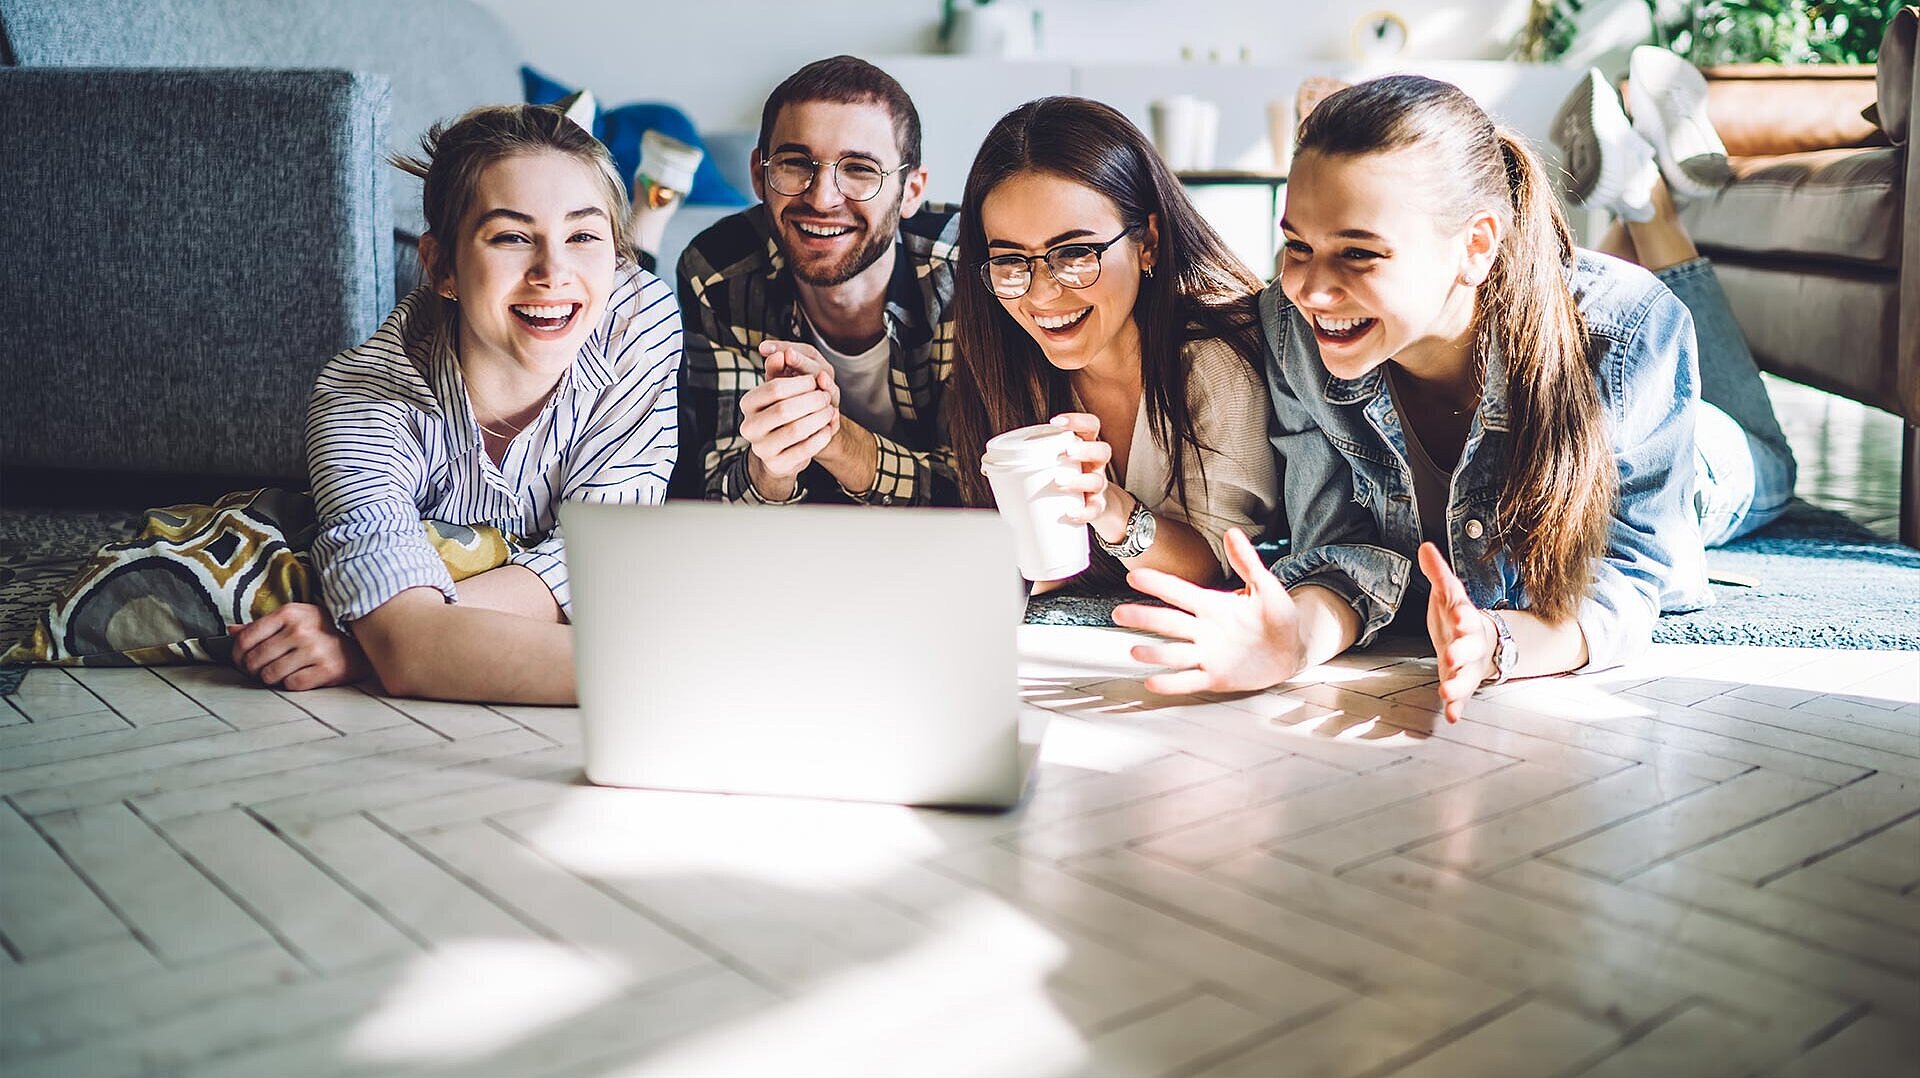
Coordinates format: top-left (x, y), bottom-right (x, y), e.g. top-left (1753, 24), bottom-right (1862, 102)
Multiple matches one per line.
top-left (474, 412), bottom-right (529, 440)
top-left (470, 383), bottom-right (557, 441)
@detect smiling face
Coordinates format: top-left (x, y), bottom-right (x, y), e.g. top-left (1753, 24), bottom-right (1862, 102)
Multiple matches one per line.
top-left (978, 170), bottom-right (1156, 380)
top-left (753, 98), bottom-right (927, 288)
top-left (426, 150), bottom-right (618, 378)
top-left (1278, 149), bottom-right (1496, 382)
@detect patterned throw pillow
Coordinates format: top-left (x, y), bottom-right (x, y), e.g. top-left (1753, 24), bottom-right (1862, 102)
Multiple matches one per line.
top-left (2, 489), bottom-right (520, 669)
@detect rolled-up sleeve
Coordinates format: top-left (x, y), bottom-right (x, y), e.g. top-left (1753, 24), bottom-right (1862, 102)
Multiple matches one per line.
top-left (1577, 291), bottom-right (1704, 671)
top-left (306, 388), bottom-right (455, 629)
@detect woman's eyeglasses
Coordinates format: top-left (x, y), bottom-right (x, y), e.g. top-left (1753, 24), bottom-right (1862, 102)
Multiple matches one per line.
top-left (978, 230), bottom-right (1134, 299)
top-left (761, 152), bottom-right (911, 202)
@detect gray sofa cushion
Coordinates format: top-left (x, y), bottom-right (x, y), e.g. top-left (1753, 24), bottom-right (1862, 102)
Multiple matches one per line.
top-left (0, 67), bottom-right (393, 478)
top-left (1707, 263), bottom-right (1902, 415)
top-left (1680, 147), bottom-right (1904, 271)
top-left (1, 0), bottom-right (520, 239)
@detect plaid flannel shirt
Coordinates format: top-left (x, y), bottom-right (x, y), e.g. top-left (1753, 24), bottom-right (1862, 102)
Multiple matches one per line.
top-left (669, 202), bottom-right (962, 506)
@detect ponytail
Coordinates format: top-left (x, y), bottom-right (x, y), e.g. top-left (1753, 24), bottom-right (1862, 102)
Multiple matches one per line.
top-left (1479, 133), bottom-right (1613, 622)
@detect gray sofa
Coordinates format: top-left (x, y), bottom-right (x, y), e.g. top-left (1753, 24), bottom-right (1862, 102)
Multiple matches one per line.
top-left (0, 0), bottom-right (521, 489)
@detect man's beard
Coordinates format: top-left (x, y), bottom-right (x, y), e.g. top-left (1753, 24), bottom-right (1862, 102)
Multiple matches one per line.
top-left (780, 197), bottom-right (901, 287)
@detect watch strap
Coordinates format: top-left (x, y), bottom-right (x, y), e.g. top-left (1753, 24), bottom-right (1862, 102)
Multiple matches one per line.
top-left (1096, 501), bottom-right (1154, 559)
top-left (1484, 610), bottom-right (1517, 685)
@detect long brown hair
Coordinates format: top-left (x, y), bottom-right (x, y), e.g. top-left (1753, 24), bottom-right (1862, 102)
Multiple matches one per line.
top-left (1297, 76), bottom-right (1614, 622)
top-left (948, 96), bottom-right (1264, 523)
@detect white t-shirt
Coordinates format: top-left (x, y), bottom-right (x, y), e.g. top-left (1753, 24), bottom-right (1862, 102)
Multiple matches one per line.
top-left (801, 314), bottom-right (899, 439)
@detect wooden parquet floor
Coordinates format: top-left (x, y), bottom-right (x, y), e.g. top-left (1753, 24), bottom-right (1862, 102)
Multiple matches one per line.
top-left (1, 626), bottom-right (1915, 1077)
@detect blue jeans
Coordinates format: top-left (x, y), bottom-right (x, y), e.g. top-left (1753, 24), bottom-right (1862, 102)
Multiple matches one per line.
top-left (1657, 259), bottom-right (1798, 546)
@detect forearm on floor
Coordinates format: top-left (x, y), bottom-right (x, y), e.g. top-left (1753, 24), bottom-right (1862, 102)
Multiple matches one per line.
top-left (1110, 510), bottom-right (1222, 587)
top-left (350, 588), bottom-right (576, 704)
top-left (1492, 608), bottom-right (1589, 679)
top-left (1290, 584), bottom-right (1362, 670)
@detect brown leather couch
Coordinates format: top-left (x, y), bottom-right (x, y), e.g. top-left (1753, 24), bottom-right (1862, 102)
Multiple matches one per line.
top-left (1660, 6), bottom-right (1918, 543)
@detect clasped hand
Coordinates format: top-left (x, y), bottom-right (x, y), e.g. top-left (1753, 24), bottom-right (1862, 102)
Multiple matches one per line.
top-left (740, 339), bottom-right (842, 494)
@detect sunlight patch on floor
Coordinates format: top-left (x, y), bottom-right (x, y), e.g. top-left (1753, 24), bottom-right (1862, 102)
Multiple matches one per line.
top-left (345, 938), bottom-right (625, 1065)
top-left (606, 895), bottom-right (1086, 1078)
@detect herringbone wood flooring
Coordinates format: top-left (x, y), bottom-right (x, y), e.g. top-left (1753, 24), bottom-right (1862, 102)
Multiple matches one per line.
top-left (1, 627), bottom-right (1915, 1077)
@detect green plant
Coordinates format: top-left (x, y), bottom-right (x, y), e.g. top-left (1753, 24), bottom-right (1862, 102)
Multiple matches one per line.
top-left (1514, 0), bottom-right (1898, 63)
top-left (1516, 0), bottom-right (1587, 61)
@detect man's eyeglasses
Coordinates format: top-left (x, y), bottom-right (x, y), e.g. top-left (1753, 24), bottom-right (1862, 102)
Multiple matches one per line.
top-left (978, 229), bottom-right (1135, 299)
top-left (762, 152), bottom-right (911, 202)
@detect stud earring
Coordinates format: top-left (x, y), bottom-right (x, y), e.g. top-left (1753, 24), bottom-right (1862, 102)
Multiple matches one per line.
top-left (1143, 265), bottom-right (1155, 278)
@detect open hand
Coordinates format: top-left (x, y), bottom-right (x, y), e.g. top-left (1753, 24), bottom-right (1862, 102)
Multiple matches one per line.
top-left (1418, 541), bottom-right (1494, 724)
top-left (229, 602), bottom-right (371, 691)
top-left (1112, 528), bottom-right (1307, 695)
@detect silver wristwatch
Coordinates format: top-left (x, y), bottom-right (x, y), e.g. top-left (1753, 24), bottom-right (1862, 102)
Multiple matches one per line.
top-left (1484, 610), bottom-right (1517, 685)
top-left (1096, 501), bottom-right (1157, 559)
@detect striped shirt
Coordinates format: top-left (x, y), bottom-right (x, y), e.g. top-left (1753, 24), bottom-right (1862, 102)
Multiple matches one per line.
top-left (668, 202), bottom-right (962, 506)
top-left (306, 263), bottom-right (681, 627)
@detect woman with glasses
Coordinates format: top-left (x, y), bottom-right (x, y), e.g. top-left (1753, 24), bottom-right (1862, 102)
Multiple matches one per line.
top-left (948, 96), bottom-right (1280, 592)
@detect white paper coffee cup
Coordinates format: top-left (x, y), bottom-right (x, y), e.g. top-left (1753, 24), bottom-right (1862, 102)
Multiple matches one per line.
top-left (637, 129), bottom-right (704, 196)
top-left (981, 424), bottom-right (1089, 582)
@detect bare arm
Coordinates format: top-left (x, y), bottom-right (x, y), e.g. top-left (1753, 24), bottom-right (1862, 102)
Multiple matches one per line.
top-left (1097, 485), bottom-right (1222, 586)
top-left (350, 587), bottom-right (575, 704)
top-left (812, 413), bottom-right (879, 497)
top-left (456, 563), bottom-right (564, 622)
top-left (1289, 582), bottom-right (1363, 673)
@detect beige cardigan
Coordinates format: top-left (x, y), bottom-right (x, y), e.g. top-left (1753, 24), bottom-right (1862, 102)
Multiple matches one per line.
top-left (1121, 337), bottom-right (1281, 573)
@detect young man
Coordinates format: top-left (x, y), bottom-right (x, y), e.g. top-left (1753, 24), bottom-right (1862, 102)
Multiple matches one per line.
top-left (670, 56), bottom-right (961, 506)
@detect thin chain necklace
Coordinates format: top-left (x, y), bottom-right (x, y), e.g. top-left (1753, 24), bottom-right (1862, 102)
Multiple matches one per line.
top-left (471, 382), bottom-right (558, 441)
top-left (475, 413), bottom-right (527, 440)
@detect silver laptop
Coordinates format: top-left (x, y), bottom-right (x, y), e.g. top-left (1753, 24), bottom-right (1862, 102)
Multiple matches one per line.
top-left (562, 501), bottom-right (1032, 809)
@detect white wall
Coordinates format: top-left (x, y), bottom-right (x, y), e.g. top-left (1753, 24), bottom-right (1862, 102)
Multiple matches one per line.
top-left (472, 0), bottom-right (1592, 131)
top-left (476, 1), bottom-right (1628, 269)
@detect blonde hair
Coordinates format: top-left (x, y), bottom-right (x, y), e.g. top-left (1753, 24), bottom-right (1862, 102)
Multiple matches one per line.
top-left (1297, 75), bottom-right (1614, 623)
top-left (391, 103), bottom-right (635, 281)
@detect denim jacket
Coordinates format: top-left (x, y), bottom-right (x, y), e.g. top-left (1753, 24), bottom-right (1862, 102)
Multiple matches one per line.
top-left (1260, 250), bottom-right (1711, 670)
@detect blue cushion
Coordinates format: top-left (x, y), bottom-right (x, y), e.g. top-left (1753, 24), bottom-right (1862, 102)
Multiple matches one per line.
top-left (521, 65), bottom-right (748, 207)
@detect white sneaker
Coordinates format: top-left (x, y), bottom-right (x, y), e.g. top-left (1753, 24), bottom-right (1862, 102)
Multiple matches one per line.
top-left (1551, 67), bottom-right (1659, 223)
top-left (556, 88), bottom-right (597, 136)
top-left (1628, 45), bottom-right (1731, 201)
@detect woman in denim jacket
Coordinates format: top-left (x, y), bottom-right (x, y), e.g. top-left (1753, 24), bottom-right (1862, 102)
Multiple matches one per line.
top-left (1114, 74), bottom-right (1792, 721)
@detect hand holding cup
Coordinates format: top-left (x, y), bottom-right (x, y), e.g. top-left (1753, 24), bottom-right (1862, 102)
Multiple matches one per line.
top-left (1048, 412), bottom-right (1121, 532)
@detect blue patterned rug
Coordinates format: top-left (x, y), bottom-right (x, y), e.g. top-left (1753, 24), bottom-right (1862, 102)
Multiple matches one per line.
top-left (1026, 501), bottom-right (1920, 651)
